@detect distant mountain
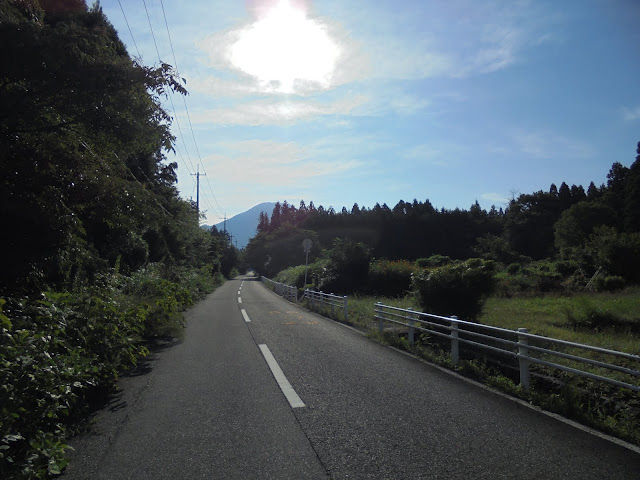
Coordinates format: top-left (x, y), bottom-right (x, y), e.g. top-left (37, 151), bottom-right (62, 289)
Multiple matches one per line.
top-left (211, 202), bottom-right (276, 249)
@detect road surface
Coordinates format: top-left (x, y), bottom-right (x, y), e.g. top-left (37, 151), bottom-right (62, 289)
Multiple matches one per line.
top-left (64, 276), bottom-right (640, 479)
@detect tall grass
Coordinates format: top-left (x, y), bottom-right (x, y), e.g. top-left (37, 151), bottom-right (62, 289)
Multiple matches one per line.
top-left (480, 288), bottom-right (640, 354)
top-left (344, 295), bottom-right (417, 330)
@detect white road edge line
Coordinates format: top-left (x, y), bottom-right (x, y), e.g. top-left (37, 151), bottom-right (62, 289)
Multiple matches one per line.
top-left (238, 297), bottom-right (242, 304)
top-left (258, 344), bottom-right (305, 409)
top-left (241, 309), bottom-right (251, 323)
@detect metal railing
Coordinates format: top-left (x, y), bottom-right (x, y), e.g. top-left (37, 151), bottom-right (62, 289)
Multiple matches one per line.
top-left (260, 276), bottom-right (297, 303)
top-left (374, 303), bottom-right (640, 392)
top-left (304, 289), bottom-right (349, 323)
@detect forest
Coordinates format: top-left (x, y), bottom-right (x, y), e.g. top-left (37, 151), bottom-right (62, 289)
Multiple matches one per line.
top-left (0, 1), bottom-right (237, 477)
top-left (245, 142), bottom-right (640, 300)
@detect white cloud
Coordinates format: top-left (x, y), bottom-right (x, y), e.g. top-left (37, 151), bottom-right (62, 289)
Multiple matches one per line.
top-left (480, 192), bottom-right (510, 205)
top-left (329, 0), bottom-right (554, 83)
top-left (185, 95), bottom-right (369, 126)
top-left (622, 106), bottom-right (640, 121)
top-left (192, 0), bottom-right (553, 99)
top-left (202, 139), bottom-right (363, 188)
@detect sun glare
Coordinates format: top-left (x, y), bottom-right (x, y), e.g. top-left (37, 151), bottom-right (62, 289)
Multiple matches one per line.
top-left (230, 0), bottom-right (339, 93)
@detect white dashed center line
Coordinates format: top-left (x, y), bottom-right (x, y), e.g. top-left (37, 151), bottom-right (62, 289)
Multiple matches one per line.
top-left (241, 309), bottom-right (251, 323)
top-left (258, 344), bottom-right (305, 408)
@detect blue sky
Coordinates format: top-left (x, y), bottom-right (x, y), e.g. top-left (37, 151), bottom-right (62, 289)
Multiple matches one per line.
top-left (100, 0), bottom-right (640, 225)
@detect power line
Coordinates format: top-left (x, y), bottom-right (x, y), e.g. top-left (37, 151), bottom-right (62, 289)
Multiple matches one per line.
top-left (158, 0), bottom-right (225, 220)
top-left (141, 0), bottom-right (198, 183)
top-left (117, 0), bottom-right (142, 60)
top-left (118, 0), bottom-right (194, 181)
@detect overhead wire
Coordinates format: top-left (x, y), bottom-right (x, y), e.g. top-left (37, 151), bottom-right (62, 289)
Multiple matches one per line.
top-left (119, 0), bottom-right (194, 184)
top-left (158, 0), bottom-right (225, 220)
top-left (141, 0), bottom-right (197, 179)
top-left (117, 0), bottom-right (142, 60)
top-left (116, 0), bottom-right (212, 227)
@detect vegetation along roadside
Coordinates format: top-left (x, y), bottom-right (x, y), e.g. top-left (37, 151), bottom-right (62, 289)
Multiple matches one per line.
top-left (261, 231), bottom-right (640, 447)
top-left (0, 2), bottom-right (240, 478)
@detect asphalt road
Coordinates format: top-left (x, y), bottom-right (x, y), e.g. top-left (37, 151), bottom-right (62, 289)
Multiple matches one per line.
top-left (64, 276), bottom-right (640, 479)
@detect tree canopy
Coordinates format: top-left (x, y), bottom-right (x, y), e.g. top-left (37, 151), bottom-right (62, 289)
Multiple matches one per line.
top-left (247, 141), bottom-right (640, 284)
top-left (0, 0), bottom-right (235, 295)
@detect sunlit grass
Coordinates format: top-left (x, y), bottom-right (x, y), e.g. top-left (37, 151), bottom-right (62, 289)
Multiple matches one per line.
top-left (342, 289), bottom-right (640, 355)
top-left (480, 288), bottom-right (640, 354)
top-left (345, 294), bottom-right (417, 330)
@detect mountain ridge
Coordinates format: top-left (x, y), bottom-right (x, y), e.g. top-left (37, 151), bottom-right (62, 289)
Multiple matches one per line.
top-left (203, 202), bottom-right (276, 249)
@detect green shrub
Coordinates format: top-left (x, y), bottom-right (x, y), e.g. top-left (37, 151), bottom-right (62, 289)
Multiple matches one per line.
top-left (587, 227), bottom-right (640, 283)
top-left (0, 264), bottom-right (221, 478)
top-left (564, 302), bottom-right (631, 332)
top-left (554, 260), bottom-right (580, 277)
top-left (415, 255), bottom-right (451, 268)
top-left (506, 263), bottom-right (521, 275)
top-left (275, 265), bottom-right (307, 287)
top-left (595, 276), bottom-right (626, 292)
top-left (0, 291), bottom-right (149, 478)
top-left (321, 239), bottom-right (371, 294)
top-left (367, 260), bottom-right (417, 297)
top-left (535, 271), bottom-right (564, 293)
top-left (412, 258), bottom-right (496, 320)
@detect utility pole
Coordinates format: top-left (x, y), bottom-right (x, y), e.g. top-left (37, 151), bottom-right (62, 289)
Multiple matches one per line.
top-left (191, 166), bottom-right (206, 219)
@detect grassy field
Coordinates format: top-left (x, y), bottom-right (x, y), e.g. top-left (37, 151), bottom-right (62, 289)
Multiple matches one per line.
top-left (322, 288), bottom-right (639, 445)
top-left (480, 288), bottom-right (640, 355)
top-left (342, 288), bottom-right (640, 355)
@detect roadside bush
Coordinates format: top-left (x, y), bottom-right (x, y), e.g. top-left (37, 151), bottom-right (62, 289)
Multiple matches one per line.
top-left (367, 260), bottom-right (416, 297)
top-left (506, 263), bottom-right (521, 275)
top-left (586, 227), bottom-right (640, 283)
top-left (415, 255), bottom-right (451, 268)
top-left (535, 271), bottom-right (564, 293)
top-left (0, 291), bottom-right (149, 478)
top-left (123, 269), bottom-right (194, 337)
top-left (494, 272), bottom-right (536, 298)
top-left (412, 258), bottom-right (496, 320)
top-left (320, 239), bottom-right (371, 294)
top-left (595, 276), bottom-right (626, 292)
top-left (0, 264), bottom-right (221, 478)
top-left (275, 265), bottom-right (307, 288)
top-left (554, 260), bottom-right (580, 277)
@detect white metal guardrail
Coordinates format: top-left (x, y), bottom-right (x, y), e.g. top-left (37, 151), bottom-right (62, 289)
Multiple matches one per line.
top-left (304, 289), bottom-right (349, 323)
top-left (374, 303), bottom-right (640, 392)
top-left (260, 276), bottom-right (297, 303)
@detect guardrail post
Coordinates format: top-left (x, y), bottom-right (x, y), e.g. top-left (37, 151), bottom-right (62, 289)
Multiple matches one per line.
top-left (450, 316), bottom-right (459, 366)
top-left (331, 294), bottom-right (335, 316)
top-left (407, 308), bottom-right (415, 345)
top-left (376, 302), bottom-right (383, 334)
top-left (343, 296), bottom-right (348, 322)
top-left (518, 328), bottom-right (530, 391)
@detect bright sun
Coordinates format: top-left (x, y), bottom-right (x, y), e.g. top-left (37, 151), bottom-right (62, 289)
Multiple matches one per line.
top-left (230, 0), bottom-right (340, 93)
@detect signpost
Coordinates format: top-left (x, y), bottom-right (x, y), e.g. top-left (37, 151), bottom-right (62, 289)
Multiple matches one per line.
top-left (302, 238), bottom-right (312, 286)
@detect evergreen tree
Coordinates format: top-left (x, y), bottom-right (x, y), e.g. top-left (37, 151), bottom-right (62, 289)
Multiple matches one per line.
top-left (623, 141), bottom-right (640, 232)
